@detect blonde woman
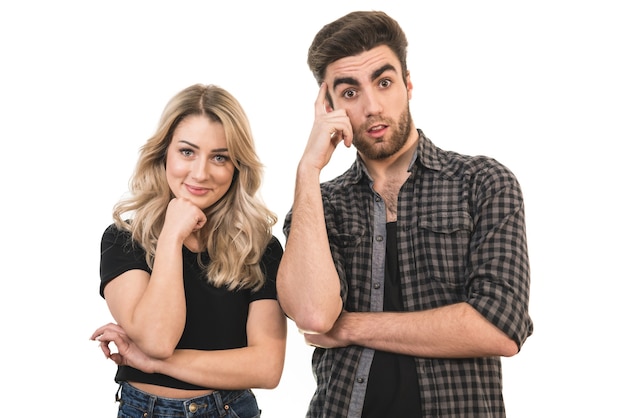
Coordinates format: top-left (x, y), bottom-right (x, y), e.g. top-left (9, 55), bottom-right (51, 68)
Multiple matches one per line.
top-left (91, 84), bottom-right (286, 418)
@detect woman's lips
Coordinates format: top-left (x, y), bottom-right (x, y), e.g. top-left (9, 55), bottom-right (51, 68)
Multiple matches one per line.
top-left (185, 184), bottom-right (210, 196)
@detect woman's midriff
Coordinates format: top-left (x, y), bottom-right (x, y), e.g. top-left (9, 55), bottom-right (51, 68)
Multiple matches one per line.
top-left (130, 381), bottom-right (215, 398)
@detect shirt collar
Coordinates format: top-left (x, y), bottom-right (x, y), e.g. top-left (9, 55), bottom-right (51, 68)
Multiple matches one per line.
top-left (412, 129), bottom-right (443, 172)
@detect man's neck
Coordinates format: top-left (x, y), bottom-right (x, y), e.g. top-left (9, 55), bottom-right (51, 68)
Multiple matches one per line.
top-left (363, 130), bottom-right (419, 181)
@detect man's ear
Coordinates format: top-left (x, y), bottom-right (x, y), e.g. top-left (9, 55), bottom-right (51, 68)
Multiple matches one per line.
top-left (406, 70), bottom-right (413, 100)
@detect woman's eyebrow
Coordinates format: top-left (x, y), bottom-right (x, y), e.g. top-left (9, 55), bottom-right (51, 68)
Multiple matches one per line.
top-left (177, 139), bottom-right (200, 149)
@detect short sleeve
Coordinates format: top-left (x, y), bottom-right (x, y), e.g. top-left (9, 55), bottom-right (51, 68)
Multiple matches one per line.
top-left (249, 236), bottom-right (283, 302)
top-left (99, 223), bottom-right (151, 298)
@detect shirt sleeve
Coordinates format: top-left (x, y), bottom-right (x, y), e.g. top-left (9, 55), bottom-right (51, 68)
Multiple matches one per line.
top-left (466, 161), bottom-right (533, 349)
top-left (249, 235), bottom-right (283, 302)
top-left (99, 223), bottom-right (151, 298)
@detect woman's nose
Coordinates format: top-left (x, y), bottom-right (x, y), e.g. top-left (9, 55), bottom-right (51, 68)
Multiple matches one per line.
top-left (191, 159), bottom-right (209, 180)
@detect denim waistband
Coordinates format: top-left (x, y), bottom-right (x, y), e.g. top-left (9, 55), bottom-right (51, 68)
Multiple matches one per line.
top-left (118, 381), bottom-right (249, 417)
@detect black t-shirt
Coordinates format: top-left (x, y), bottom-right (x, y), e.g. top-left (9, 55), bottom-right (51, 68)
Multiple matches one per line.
top-left (99, 223), bottom-right (283, 390)
top-left (362, 222), bottom-right (421, 417)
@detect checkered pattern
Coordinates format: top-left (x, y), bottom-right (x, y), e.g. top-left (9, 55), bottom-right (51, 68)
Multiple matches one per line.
top-left (283, 130), bottom-right (533, 417)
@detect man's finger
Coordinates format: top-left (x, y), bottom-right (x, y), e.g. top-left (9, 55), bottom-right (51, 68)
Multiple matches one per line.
top-left (315, 82), bottom-right (330, 116)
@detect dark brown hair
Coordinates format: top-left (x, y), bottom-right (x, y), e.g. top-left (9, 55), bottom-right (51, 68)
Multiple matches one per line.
top-left (307, 11), bottom-right (409, 85)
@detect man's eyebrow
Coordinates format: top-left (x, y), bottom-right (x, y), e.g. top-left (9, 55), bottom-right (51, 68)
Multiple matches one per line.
top-left (371, 64), bottom-right (397, 81)
top-left (332, 64), bottom-right (399, 91)
top-left (333, 76), bottom-right (359, 90)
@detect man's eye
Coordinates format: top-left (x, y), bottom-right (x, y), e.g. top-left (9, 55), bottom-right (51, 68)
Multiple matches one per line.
top-left (379, 79), bottom-right (391, 88)
top-left (343, 89), bottom-right (356, 99)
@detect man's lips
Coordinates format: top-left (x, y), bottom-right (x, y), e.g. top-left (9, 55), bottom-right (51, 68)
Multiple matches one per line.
top-left (367, 124), bottom-right (388, 137)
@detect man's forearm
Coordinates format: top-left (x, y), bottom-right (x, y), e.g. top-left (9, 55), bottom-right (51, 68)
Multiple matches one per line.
top-left (323, 303), bottom-right (519, 358)
top-left (277, 165), bottom-right (342, 333)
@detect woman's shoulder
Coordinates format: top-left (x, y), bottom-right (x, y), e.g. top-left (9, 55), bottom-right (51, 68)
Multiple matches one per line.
top-left (258, 235), bottom-right (283, 275)
top-left (264, 235), bottom-right (284, 259)
top-left (101, 221), bottom-right (133, 247)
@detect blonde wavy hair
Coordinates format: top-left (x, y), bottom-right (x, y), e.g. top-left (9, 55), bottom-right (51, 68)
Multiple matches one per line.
top-left (113, 84), bottom-right (277, 291)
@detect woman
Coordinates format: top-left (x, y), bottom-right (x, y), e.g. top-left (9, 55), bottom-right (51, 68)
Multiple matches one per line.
top-left (91, 84), bottom-right (286, 418)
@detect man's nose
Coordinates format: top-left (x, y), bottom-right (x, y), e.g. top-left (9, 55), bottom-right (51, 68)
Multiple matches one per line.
top-left (362, 89), bottom-right (383, 116)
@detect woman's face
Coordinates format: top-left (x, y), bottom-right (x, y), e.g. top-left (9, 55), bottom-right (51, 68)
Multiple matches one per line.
top-left (165, 114), bottom-right (236, 210)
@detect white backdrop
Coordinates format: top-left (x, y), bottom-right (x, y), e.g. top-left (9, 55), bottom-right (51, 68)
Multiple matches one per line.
top-left (1, 1), bottom-right (624, 416)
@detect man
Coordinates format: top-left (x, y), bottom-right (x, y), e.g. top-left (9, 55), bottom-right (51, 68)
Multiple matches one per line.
top-left (277, 10), bottom-right (533, 418)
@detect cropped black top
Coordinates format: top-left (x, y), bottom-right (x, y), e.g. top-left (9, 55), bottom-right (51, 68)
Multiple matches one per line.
top-left (99, 223), bottom-right (283, 390)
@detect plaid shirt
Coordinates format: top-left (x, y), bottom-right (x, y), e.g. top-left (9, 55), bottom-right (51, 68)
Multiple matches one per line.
top-left (283, 130), bottom-right (533, 418)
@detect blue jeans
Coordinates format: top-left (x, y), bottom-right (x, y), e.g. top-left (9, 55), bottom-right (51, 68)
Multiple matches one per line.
top-left (115, 382), bottom-right (261, 418)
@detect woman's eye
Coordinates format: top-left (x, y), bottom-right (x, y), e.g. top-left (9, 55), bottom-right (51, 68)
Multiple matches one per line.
top-left (213, 154), bottom-right (230, 163)
top-left (181, 149), bottom-right (194, 157)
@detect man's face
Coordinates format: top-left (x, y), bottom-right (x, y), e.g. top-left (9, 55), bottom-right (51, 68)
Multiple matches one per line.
top-left (324, 45), bottom-right (415, 160)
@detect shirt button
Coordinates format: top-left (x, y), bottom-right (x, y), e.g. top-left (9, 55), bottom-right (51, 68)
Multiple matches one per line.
top-left (357, 377), bottom-right (365, 383)
top-left (373, 282), bottom-right (381, 289)
top-left (376, 235), bottom-right (383, 242)
top-left (189, 403), bottom-right (198, 413)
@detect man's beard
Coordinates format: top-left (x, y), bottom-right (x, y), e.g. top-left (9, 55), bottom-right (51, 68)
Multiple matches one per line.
top-left (352, 106), bottom-right (412, 160)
